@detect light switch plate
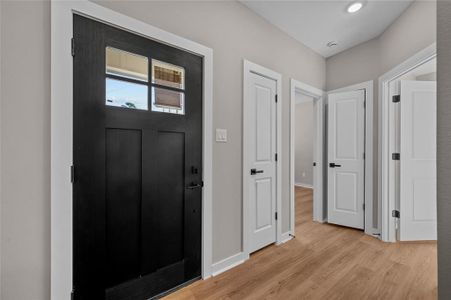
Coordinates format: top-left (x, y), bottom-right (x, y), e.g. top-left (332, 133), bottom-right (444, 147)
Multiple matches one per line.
top-left (216, 128), bottom-right (227, 142)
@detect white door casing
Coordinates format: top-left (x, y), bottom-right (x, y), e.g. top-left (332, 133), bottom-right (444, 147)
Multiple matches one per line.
top-left (328, 90), bottom-right (365, 229)
top-left (399, 80), bottom-right (437, 241)
top-left (247, 72), bottom-right (277, 253)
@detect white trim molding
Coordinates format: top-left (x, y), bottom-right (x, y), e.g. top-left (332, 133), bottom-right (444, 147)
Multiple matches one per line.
top-left (328, 80), bottom-right (374, 236)
top-left (290, 79), bottom-right (325, 237)
top-left (242, 60), bottom-right (283, 259)
top-left (280, 232), bottom-right (294, 244)
top-left (379, 43), bottom-right (436, 242)
top-left (211, 252), bottom-right (246, 277)
top-left (51, 1), bottom-right (214, 299)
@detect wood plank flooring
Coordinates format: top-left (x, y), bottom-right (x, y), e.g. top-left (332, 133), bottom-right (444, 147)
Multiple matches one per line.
top-left (164, 187), bottom-right (437, 299)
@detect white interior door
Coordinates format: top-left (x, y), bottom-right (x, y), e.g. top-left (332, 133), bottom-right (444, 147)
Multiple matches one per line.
top-left (312, 98), bottom-right (324, 222)
top-left (327, 90), bottom-right (365, 229)
top-left (246, 72), bottom-right (277, 253)
top-left (400, 80), bottom-right (437, 241)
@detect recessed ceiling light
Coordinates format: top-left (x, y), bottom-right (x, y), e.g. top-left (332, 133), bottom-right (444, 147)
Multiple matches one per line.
top-left (327, 41), bottom-right (338, 48)
top-left (347, 2), bottom-right (363, 13)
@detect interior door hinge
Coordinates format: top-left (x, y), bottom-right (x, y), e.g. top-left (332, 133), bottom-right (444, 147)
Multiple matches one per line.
top-left (392, 153), bottom-right (400, 160)
top-left (275, 212), bottom-right (278, 220)
top-left (275, 94), bottom-right (278, 103)
top-left (70, 165), bottom-right (75, 183)
top-left (275, 153), bottom-right (278, 162)
top-left (71, 38), bottom-right (75, 57)
top-left (392, 210), bottom-right (400, 218)
top-left (392, 95), bottom-right (400, 103)
top-left (363, 203), bottom-right (365, 210)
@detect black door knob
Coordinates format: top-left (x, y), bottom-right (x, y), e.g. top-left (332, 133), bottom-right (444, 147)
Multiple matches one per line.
top-left (329, 163), bottom-right (342, 168)
top-left (250, 168), bottom-right (264, 175)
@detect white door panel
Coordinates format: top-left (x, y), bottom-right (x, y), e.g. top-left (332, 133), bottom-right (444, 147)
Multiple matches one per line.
top-left (400, 80), bottom-right (437, 241)
top-left (247, 72), bottom-right (277, 253)
top-left (328, 90), bottom-right (365, 229)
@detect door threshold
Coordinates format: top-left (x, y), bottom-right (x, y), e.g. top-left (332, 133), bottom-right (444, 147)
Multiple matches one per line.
top-left (149, 276), bottom-right (201, 300)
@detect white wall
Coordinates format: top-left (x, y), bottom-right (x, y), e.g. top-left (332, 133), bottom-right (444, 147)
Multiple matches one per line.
top-left (294, 95), bottom-right (314, 186)
top-left (326, 0), bottom-right (436, 229)
top-left (0, 1), bottom-right (325, 299)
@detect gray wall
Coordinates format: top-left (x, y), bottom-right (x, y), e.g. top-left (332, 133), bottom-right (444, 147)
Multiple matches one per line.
top-left (294, 98), bottom-right (314, 186)
top-left (437, 2), bottom-right (451, 299)
top-left (0, 1), bottom-right (51, 300)
top-left (326, 0), bottom-right (436, 229)
top-left (0, 1), bottom-right (325, 299)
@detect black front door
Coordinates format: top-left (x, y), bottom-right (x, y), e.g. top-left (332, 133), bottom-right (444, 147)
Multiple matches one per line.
top-left (73, 15), bottom-right (203, 299)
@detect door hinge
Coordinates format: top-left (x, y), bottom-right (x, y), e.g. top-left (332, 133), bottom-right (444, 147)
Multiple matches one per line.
top-left (275, 153), bottom-right (278, 162)
top-left (363, 153), bottom-right (365, 159)
top-left (392, 95), bottom-right (400, 103)
top-left (392, 153), bottom-right (400, 160)
top-left (392, 210), bottom-right (400, 218)
top-left (71, 38), bottom-right (75, 57)
top-left (71, 288), bottom-right (75, 300)
top-left (363, 203), bottom-right (365, 210)
top-left (275, 94), bottom-right (278, 103)
top-left (70, 165), bottom-right (75, 183)
top-left (363, 100), bottom-right (366, 108)
top-left (275, 212), bottom-right (278, 220)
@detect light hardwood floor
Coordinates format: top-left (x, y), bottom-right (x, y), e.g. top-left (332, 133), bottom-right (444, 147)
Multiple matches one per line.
top-left (164, 187), bottom-right (437, 299)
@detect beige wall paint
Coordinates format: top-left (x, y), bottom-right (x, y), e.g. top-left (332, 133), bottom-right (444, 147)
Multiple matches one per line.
top-left (326, 0), bottom-right (436, 229)
top-left (379, 1), bottom-right (437, 75)
top-left (294, 98), bottom-right (314, 186)
top-left (0, 1), bottom-right (325, 299)
top-left (0, 1), bottom-right (51, 300)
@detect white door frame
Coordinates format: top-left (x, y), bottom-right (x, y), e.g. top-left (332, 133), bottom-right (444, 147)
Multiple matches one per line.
top-left (328, 80), bottom-right (374, 236)
top-left (289, 79), bottom-right (325, 236)
top-left (51, 1), bottom-right (214, 299)
top-left (379, 43), bottom-right (436, 242)
top-left (243, 60), bottom-right (282, 259)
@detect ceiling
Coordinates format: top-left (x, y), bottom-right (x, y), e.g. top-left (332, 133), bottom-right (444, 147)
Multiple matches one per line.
top-left (241, 0), bottom-right (414, 58)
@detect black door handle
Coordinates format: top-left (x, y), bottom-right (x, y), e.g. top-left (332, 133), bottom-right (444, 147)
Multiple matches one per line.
top-left (329, 163), bottom-right (342, 168)
top-left (250, 168), bottom-right (264, 175)
top-left (186, 182), bottom-right (203, 189)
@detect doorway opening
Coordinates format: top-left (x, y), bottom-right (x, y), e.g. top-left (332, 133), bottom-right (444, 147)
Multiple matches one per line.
top-left (243, 60), bottom-right (282, 258)
top-left (289, 79), bottom-right (325, 237)
top-left (51, 2), bottom-right (214, 299)
top-left (290, 80), bottom-right (374, 237)
top-left (328, 81), bottom-right (374, 236)
top-left (380, 47), bottom-right (437, 242)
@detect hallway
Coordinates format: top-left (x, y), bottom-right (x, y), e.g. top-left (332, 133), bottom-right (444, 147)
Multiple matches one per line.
top-left (164, 187), bottom-right (437, 299)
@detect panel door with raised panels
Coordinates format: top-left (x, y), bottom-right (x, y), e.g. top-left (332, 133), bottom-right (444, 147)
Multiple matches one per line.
top-left (400, 80), bottom-right (437, 241)
top-left (73, 15), bottom-right (202, 300)
top-left (327, 90), bottom-right (365, 229)
top-left (246, 72), bottom-right (277, 253)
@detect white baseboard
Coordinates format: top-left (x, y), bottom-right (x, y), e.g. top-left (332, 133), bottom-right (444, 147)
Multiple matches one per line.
top-left (313, 218), bottom-right (327, 223)
top-left (295, 182), bottom-right (313, 189)
top-left (211, 252), bottom-right (246, 276)
top-left (278, 231), bottom-right (294, 244)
